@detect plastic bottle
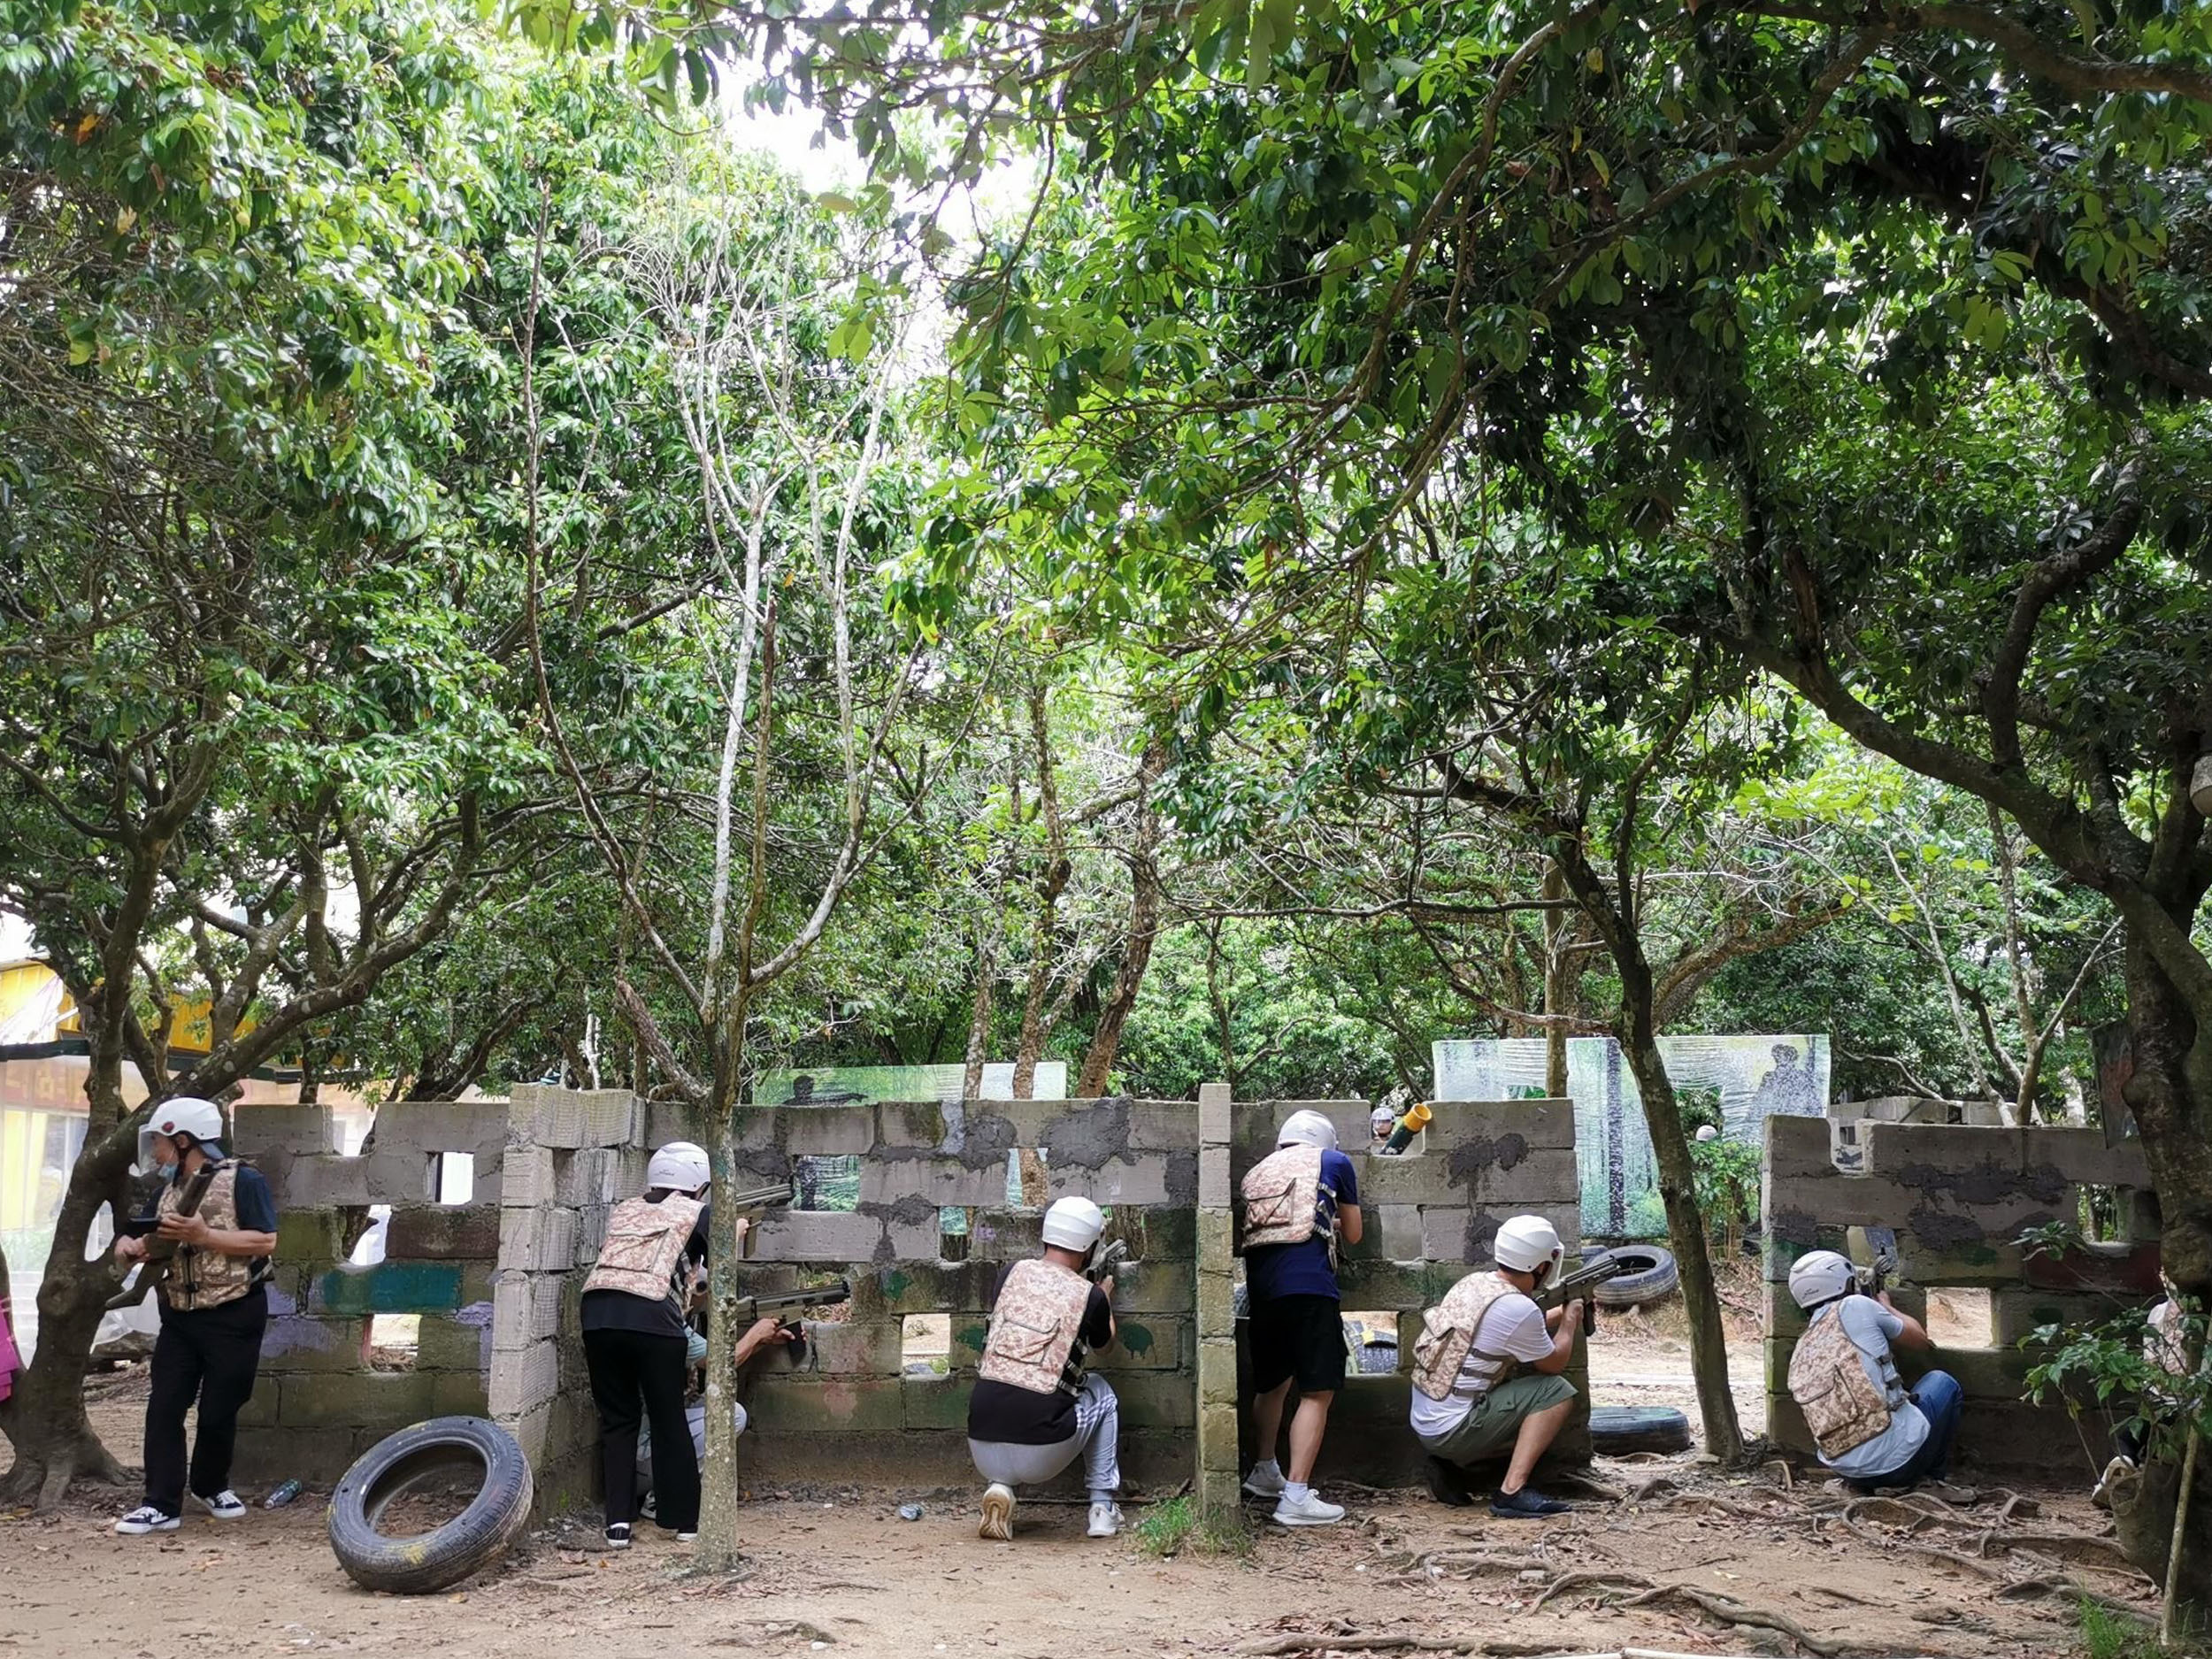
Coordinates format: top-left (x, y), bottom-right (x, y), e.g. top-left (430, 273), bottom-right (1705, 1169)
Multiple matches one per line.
top-left (263, 1479), bottom-right (304, 1509)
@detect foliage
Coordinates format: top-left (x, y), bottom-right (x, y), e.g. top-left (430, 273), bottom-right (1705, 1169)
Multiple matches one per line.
top-left (1129, 1494), bottom-right (1254, 1560)
top-left (1689, 1134), bottom-right (1762, 1237)
top-left (2075, 1594), bottom-right (2165, 1659)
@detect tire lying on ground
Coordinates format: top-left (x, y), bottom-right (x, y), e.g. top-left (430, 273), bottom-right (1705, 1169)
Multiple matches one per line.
top-left (1588, 1404), bottom-right (1693, 1455)
top-left (328, 1415), bottom-right (534, 1594)
top-left (1586, 1243), bottom-right (1679, 1308)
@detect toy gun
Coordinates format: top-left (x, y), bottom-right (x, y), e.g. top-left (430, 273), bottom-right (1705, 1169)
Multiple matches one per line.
top-left (1538, 1255), bottom-right (1629, 1332)
top-left (1087, 1238), bottom-right (1132, 1286)
top-left (1852, 1225), bottom-right (1902, 1297)
top-left (734, 1279), bottom-right (851, 1365)
top-left (729, 1180), bottom-right (796, 1213)
top-left (105, 1161), bottom-right (222, 1312)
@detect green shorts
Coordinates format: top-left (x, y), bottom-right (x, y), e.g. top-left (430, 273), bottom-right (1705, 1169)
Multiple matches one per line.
top-left (1416, 1372), bottom-right (1577, 1467)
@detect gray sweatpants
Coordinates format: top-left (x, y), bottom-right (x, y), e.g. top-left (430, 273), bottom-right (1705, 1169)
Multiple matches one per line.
top-left (968, 1373), bottom-right (1120, 1496)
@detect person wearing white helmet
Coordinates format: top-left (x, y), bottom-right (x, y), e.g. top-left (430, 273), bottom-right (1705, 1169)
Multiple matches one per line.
top-left (967, 1195), bottom-right (1124, 1542)
top-left (112, 1096), bottom-right (279, 1535)
top-left (1784, 1248), bottom-right (1961, 1494)
top-left (580, 1141), bottom-right (793, 1548)
top-left (1240, 1108), bottom-right (1363, 1526)
top-left (1407, 1214), bottom-right (1584, 1517)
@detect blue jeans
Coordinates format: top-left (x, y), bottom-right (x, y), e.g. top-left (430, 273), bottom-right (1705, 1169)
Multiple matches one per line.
top-left (1865, 1370), bottom-right (1962, 1489)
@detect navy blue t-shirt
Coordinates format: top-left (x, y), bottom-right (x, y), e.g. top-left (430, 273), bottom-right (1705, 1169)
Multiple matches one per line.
top-left (1245, 1148), bottom-right (1358, 1303)
top-left (228, 1164), bottom-right (279, 1233)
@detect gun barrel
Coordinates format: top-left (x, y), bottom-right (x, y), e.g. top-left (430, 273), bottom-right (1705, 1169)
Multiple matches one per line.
top-left (726, 1182), bottom-right (795, 1211)
top-left (741, 1279), bottom-right (852, 1318)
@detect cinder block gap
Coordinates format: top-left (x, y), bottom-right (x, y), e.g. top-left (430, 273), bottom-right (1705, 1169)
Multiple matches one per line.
top-left (433, 1151), bottom-right (475, 1205)
top-left (1341, 1310), bottom-right (1400, 1376)
top-left (938, 1205), bottom-right (972, 1261)
top-left (1925, 1286), bottom-right (1994, 1349)
top-left (902, 1312), bottom-right (950, 1379)
top-left (368, 1314), bottom-right (419, 1371)
top-left (793, 1153), bottom-right (860, 1210)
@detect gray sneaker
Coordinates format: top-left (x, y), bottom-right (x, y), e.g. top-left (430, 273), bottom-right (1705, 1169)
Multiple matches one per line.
top-left (1271, 1490), bottom-right (1345, 1527)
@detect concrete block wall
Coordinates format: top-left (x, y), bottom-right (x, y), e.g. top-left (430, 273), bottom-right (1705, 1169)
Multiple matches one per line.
top-left (227, 1100), bottom-right (506, 1485)
top-left (487, 1085), bottom-right (646, 1510)
top-left (1761, 1115), bottom-right (2157, 1469)
top-left (719, 1093), bottom-right (1202, 1492)
top-left (1220, 1096), bottom-right (1591, 1489)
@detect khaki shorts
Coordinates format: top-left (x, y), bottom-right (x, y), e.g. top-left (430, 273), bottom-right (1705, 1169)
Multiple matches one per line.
top-left (1417, 1372), bottom-right (1577, 1466)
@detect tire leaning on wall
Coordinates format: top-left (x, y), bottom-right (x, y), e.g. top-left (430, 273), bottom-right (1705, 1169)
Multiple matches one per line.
top-left (328, 1415), bottom-right (534, 1594)
top-left (1586, 1244), bottom-right (1680, 1309)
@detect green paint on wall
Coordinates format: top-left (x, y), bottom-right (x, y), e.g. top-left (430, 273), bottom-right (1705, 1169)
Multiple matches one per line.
top-left (1117, 1321), bottom-right (1156, 1357)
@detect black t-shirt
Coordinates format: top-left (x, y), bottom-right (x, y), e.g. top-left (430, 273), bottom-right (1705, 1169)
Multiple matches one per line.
top-left (580, 1202), bottom-right (710, 1340)
top-left (965, 1264), bottom-right (1114, 1445)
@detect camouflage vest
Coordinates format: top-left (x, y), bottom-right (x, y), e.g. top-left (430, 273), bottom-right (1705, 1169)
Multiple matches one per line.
top-left (158, 1161), bottom-right (267, 1313)
top-left (1412, 1269), bottom-right (1520, 1402)
top-left (979, 1258), bottom-right (1094, 1398)
top-left (1240, 1145), bottom-right (1335, 1253)
top-left (584, 1194), bottom-right (704, 1308)
top-left (1787, 1302), bottom-right (1896, 1459)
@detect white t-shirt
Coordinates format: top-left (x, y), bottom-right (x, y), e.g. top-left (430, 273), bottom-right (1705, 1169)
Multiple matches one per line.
top-left (1813, 1295), bottom-right (1928, 1481)
top-left (1409, 1289), bottom-right (1558, 1439)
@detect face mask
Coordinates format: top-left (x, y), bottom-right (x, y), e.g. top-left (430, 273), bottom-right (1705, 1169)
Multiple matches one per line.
top-left (157, 1162), bottom-right (180, 1185)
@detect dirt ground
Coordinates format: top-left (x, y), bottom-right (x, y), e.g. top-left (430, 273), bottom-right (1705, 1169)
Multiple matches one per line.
top-left (4, 1351), bottom-right (2154, 1659)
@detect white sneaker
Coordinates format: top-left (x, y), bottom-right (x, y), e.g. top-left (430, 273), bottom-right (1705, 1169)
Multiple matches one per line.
top-left (192, 1489), bottom-right (247, 1521)
top-left (115, 1506), bottom-right (180, 1535)
top-left (1087, 1501), bottom-right (1123, 1539)
top-left (979, 1483), bottom-right (1015, 1541)
top-left (1241, 1463), bottom-right (1286, 1499)
top-left (1271, 1490), bottom-right (1346, 1527)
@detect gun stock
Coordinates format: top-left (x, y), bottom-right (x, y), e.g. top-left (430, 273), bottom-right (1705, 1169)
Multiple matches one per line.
top-left (104, 1161), bottom-right (224, 1312)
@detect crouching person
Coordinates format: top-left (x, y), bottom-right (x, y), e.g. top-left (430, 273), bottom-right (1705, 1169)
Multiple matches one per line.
top-left (1409, 1214), bottom-right (1582, 1518)
top-left (114, 1097), bottom-right (278, 1535)
top-left (1786, 1249), bottom-right (1963, 1495)
top-left (967, 1196), bottom-right (1122, 1542)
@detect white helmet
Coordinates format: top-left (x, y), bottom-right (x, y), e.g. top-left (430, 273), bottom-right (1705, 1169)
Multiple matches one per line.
top-left (1493, 1214), bottom-right (1565, 1281)
top-left (1788, 1248), bottom-right (1855, 1310)
top-left (1278, 1109), bottom-right (1340, 1151)
top-left (1041, 1195), bottom-right (1107, 1252)
top-left (647, 1141), bottom-right (711, 1194)
top-left (138, 1096), bottom-right (225, 1170)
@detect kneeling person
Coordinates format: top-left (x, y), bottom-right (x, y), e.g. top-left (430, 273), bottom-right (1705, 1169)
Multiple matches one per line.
top-left (1409, 1214), bottom-right (1582, 1518)
top-left (1786, 1249), bottom-right (1961, 1494)
top-left (967, 1197), bottom-right (1121, 1542)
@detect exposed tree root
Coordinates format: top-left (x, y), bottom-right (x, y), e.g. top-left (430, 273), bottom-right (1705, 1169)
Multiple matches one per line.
top-left (1526, 1567), bottom-right (1849, 1655)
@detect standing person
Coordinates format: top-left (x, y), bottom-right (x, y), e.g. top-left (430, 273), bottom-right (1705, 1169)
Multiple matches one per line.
top-left (1240, 1109), bottom-right (1363, 1526)
top-left (1408, 1214), bottom-right (1584, 1517)
top-left (112, 1097), bottom-right (278, 1535)
top-left (967, 1196), bottom-right (1123, 1542)
top-left (1785, 1249), bottom-right (1965, 1496)
top-left (580, 1142), bottom-right (791, 1548)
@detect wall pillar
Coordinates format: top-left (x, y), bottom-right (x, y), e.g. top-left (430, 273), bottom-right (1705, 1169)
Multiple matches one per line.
top-left (1194, 1080), bottom-right (1240, 1521)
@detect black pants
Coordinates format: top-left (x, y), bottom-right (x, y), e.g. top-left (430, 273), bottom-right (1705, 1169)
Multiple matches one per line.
top-left (143, 1287), bottom-right (268, 1515)
top-left (583, 1326), bottom-right (697, 1532)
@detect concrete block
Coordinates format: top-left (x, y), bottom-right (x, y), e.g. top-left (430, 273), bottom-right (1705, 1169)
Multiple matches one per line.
top-left (782, 1106), bottom-right (877, 1156)
top-left (235, 1105), bottom-right (335, 1156)
top-left (1197, 1337), bottom-right (1239, 1407)
top-left (418, 1313), bottom-right (491, 1373)
top-left (275, 1210), bottom-right (355, 1265)
top-left (787, 1319), bottom-right (901, 1377)
top-left (488, 1339), bottom-right (560, 1418)
top-left (1198, 1083), bottom-right (1233, 1146)
top-left (858, 1159), bottom-right (1006, 1209)
top-left (553, 1147), bottom-right (619, 1207)
top-left (503, 1399), bottom-right (556, 1463)
top-left (1199, 1147), bottom-right (1232, 1210)
top-left (313, 1260), bottom-right (465, 1316)
top-left (1094, 1316), bottom-right (1187, 1371)
top-left (1053, 1154), bottom-right (1171, 1207)
top-left (880, 1215), bottom-right (944, 1262)
top-left (501, 1146), bottom-right (556, 1209)
top-left (1343, 1203), bottom-right (1423, 1263)
top-left (1127, 1205), bottom-right (1196, 1263)
top-left (868, 1259), bottom-right (1002, 1317)
top-left (1361, 1144), bottom-right (1578, 1208)
top-left (361, 1150), bottom-right (434, 1203)
top-left (1197, 1399), bottom-right (1240, 1470)
top-left (1104, 1370), bottom-right (1195, 1430)
top-left (1196, 1209), bottom-right (1233, 1275)
top-left (280, 1370), bottom-right (440, 1428)
top-left (386, 1204), bottom-right (501, 1261)
top-left (280, 1156), bottom-right (371, 1209)
top-left (901, 1375), bottom-right (969, 1431)
top-left (1334, 1259), bottom-right (1461, 1309)
top-left (372, 1100), bottom-right (510, 1157)
top-left (747, 1376), bottom-right (908, 1433)
top-left (1860, 1122), bottom-right (2149, 1187)
top-left (874, 1102), bottom-right (948, 1149)
top-left (1418, 1206), bottom-right (1474, 1263)
top-left (259, 1315), bottom-right (366, 1373)
top-left (497, 1205), bottom-right (578, 1272)
top-left (491, 1274), bottom-right (563, 1352)
top-left (1422, 1098), bottom-right (1578, 1149)
top-left (750, 1209), bottom-right (884, 1262)
top-left (965, 1210), bottom-right (1043, 1262)
top-left (1197, 1268), bottom-right (1235, 1337)
top-left (1125, 1100), bottom-right (1197, 1153)
top-left (1764, 1114), bottom-right (1841, 1179)
top-left (1116, 1257), bottom-right (1194, 1315)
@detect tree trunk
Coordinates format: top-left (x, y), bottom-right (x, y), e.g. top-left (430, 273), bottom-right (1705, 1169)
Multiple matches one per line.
top-left (0, 1138), bottom-right (136, 1506)
top-left (963, 907), bottom-right (1003, 1100)
top-left (1542, 861), bottom-right (1570, 1097)
top-left (2118, 927), bottom-right (2212, 1302)
top-left (1616, 987), bottom-right (1746, 1463)
top-left (695, 1025), bottom-right (751, 1574)
top-left (1075, 779), bottom-right (1165, 1098)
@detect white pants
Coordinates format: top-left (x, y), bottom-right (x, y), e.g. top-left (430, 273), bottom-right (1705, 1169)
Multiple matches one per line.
top-left (968, 1373), bottom-right (1120, 1494)
top-left (638, 1401), bottom-right (747, 1499)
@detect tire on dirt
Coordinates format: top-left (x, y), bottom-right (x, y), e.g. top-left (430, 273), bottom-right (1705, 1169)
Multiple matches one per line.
top-left (328, 1415), bottom-right (533, 1594)
top-left (1589, 1404), bottom-right (1693, 1454)
top-left (1587, 1244), bottom-right (1679, 1308)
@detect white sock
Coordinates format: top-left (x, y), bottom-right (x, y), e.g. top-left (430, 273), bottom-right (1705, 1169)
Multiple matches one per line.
top-left (1284, 1481), bottom-right (1310, 1503)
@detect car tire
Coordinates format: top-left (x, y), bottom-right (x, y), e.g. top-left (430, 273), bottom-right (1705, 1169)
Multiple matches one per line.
top-left (1589, 1404), bottom-right (1693, 1454)
top-left (1588, 1244), bottom-right (1679, 1308)
top-left (327, 1416), bottom-right (533, 1594)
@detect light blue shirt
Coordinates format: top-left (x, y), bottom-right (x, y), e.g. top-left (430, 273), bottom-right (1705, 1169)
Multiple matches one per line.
top-left (1814, 1295), bottom-right (1928, 1481)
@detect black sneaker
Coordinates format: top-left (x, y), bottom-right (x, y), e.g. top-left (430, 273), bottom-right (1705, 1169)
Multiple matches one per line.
top-left (605, 1522), bottom-right (633, 1549)
top-left (1490, 1486), bottom-right (1571, 1519)
top-left (1424, 1456), bottom-right (1475, 1508)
